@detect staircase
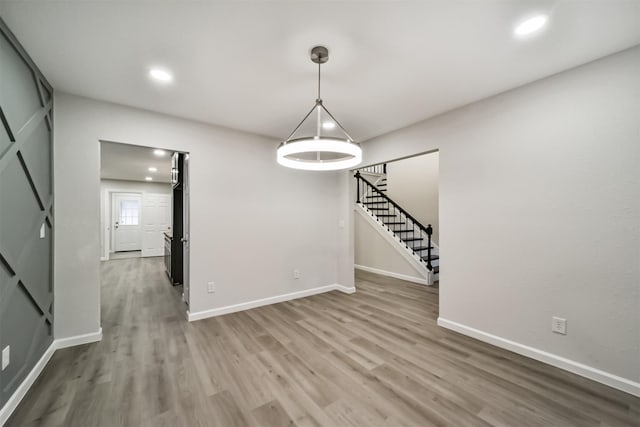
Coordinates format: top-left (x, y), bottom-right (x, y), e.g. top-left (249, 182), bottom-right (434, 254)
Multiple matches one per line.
top-left (377, 176), bottom-right (387, 193)
top-left (355, 171), bottom-right (439, 284)
top-left (358, 164), bottom-right (388, 193)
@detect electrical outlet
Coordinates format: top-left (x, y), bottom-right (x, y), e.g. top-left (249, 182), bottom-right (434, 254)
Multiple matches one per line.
top-left (207, 282), bottom-right (215, 293)
top-left (293, 269), bottom-right (301, 279)
top-left (2, 346), bottom-right (9, 370)
top-left (552, 316), bottom-right (567, 335)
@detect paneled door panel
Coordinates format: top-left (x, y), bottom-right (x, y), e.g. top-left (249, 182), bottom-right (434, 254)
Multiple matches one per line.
top-left (142, 193), bottom-right (171, 257)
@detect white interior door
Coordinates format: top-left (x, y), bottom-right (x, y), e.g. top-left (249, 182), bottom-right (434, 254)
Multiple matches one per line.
top-left (142, 193), bottom-right (172, 257)
top-left (182, 154), bottom-right (190, 307)
top-left (112, 193), bottom-right (142, 252)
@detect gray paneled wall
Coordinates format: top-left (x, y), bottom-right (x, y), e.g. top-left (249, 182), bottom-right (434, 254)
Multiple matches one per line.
top-left (0, 18), bottom-right (54, 409)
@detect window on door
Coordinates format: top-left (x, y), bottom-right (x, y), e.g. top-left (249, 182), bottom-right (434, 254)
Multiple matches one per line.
top-left (120, 200), bottom-right (140, 225)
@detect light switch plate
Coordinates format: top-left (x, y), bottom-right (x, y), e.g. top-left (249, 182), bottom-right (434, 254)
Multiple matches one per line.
top-left (40, 223), bottom-right (46, 239)
top-left (1, 346), bottom-right (9, 370)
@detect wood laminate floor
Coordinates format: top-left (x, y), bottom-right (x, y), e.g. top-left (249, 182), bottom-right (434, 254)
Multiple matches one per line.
top-left (7, 257), bottom-right (640, 426)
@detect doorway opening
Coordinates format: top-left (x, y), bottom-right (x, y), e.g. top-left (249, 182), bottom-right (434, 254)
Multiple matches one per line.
top-left (353, 150), bottom-right (440, 302)
top-left (99, 140), bottom-right (191, 311)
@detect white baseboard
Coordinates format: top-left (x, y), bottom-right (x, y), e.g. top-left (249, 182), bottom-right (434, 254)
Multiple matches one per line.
top-left (437, 318), bottom-right (640, 397)
top-left (55, 328), bottom-right (103, 349)
top-left (355, 264), bottom-right (430, 286)
top-left (188, 284), bottom-right (356, 322)
top-left (334, 284), bottom-right (357, 294)
top-left (0, 343), bottom-right (56, 426)
top-left (0, 328), bottom-right (103, 426)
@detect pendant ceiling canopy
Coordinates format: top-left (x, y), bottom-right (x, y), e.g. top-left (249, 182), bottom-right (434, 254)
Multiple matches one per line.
top-left (277, 46), bottom-right (362, 171)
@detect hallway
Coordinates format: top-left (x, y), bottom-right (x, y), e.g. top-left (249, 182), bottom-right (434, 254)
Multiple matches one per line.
top-left (7, 259), bottom-right (639, 426)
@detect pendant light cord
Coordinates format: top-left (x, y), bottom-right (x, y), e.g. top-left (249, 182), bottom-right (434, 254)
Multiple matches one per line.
top-left (317, 61), bottom-right (321, 100)
top-left (317, 61), bottom-right (322, 137)
top-left (283, 47), bottom-right (357, 143)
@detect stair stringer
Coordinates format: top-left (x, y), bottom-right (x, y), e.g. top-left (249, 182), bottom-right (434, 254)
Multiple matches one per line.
top-left (355, 203), bottom-right (435, 285)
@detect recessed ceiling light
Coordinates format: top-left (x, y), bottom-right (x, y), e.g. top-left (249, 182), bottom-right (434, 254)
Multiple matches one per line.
top-left (149, 68), bottom-right (173, 83)
top-left (148, 167), bottom-right (157, 172)
top-left (145, 177), bottom-right (153, 181)
top-left (514, 15), bottom-right (548, 37)
top-left (153, 149), bottom-right (166, 156)
top-left (322, 121), bottom-right (336, 130)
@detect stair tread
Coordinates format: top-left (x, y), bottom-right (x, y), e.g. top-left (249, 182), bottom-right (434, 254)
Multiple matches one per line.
top-left (393, 229), bottom-right (415, 233)
top-left (383, 221), bottom-right (405, 225)
top-left (375, 214), bottom-right (396, 217)
top-left (366, 196), bottom-right (386, 199)
top-left (368, 207), bottom-right (389, 211)
top-left (401, 237), bottom-right (423, 242)
top-left (412, 246), bottom-right (434, 251)
top-left (422, 254), bottom-right (440, 261)
top-left (363, 202), bottom-right (387, 205)
top-left (433, 266), bottom-right (440, 274)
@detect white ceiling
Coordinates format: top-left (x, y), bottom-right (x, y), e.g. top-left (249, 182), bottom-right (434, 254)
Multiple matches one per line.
top-left (100, 141), bottom-right (172, 183)
top-left (2, 1), bottom-right (639, 142)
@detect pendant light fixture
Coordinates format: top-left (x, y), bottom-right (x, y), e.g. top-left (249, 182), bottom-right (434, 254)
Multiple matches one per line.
top-left (277, 46), bottom-right (362, 171)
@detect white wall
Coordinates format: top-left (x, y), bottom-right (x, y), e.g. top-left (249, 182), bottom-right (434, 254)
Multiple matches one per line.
top-left (99, 179), bottom-right (172, 258)
top-left (354, 210), bottom-right (425, 282)
top-left (353, 47), bottom-right (640, 393)
top-left (386, 152), bottom-right (439, 244)
top-left (54, 93), bottom-right (350, 339)
top-left (336, 171), bottom-right (355, 293)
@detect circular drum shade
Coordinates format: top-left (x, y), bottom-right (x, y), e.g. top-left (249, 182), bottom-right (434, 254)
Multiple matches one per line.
top-left (277, 137), bottom-right (362, 171)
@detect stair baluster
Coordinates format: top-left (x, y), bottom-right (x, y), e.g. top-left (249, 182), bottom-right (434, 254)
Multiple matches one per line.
top-left (426, 224), bottom-right (433, 272)
top-left (354, 171), bottom-right (437, 274)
